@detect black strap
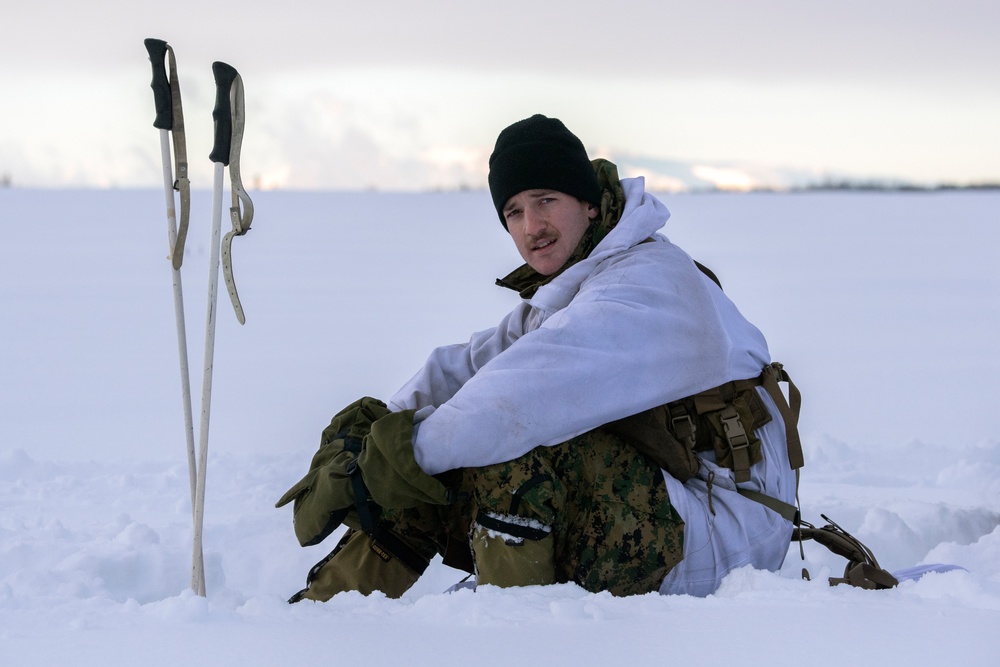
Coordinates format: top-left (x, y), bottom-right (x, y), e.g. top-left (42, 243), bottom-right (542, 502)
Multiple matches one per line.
top-left (301, 506), bottom-right (350, 548)
top-left (476, 510), bottom-right (551, 542)
top-left (694, 260), bottom-right (722, 289)
top-left (345, 436), bottom-right (429, 577)
top-left (369, 524), bottom-right (431, 576)
top-left (298, 435), bottom-right (374, 546)
top-left (508, 474), bottom-right (552, 515)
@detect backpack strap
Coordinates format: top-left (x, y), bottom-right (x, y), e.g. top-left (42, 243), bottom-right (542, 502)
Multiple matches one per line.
top-left (694, 260), bottom-right (723, 289)
top-left (737, 487), bottom-right (799, 523)
top-left (747, 363), bottom-right (804, 526)
top-left (759, 363), bottom-right (804, 470)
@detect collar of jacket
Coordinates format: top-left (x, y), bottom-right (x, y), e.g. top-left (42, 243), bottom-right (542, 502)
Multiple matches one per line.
top-left (496, 158), bottom-right (626, 299)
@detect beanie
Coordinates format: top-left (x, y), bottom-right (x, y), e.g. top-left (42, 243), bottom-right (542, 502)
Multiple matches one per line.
top-left (488, 114), bottom-right (602, 228)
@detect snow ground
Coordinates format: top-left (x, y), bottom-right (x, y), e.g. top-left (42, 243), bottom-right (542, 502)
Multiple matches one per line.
top-left (1, 187), bottom-right (998, 665)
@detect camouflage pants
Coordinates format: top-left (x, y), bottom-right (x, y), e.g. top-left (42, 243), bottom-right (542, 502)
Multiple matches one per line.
top-left (383, 428), bottom-right (685, 596)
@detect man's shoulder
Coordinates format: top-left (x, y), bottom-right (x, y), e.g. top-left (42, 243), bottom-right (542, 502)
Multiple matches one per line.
top-left (577, 239), bottom-right (703, 295)
top-left (599, 235), bottom-right (687, 270)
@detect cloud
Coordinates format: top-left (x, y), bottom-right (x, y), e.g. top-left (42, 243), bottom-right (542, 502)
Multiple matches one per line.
top-left (2, 1), bottom-right (998, 188)
top-left (250, 93), bottom-right (487, 190)
top-left (8, 1), bottom-right (1000, 89)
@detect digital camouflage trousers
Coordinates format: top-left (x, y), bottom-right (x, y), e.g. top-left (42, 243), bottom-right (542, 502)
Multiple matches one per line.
top-left (383, 427), bottom-right (685, 596)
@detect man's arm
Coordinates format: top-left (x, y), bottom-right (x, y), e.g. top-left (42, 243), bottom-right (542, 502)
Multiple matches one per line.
top-left (410, 244), bottom-right (755, 475)
top-left (387, 305), bottom-right (530, 412)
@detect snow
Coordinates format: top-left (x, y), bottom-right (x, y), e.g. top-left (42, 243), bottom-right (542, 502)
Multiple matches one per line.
top-left (1, 187), bottom-right (998, 665)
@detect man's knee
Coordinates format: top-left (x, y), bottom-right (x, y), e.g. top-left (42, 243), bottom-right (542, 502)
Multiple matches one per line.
top-left (466, 450), bottom-right (562, 587)
top-left (469, 450), bottom-right (562, 525)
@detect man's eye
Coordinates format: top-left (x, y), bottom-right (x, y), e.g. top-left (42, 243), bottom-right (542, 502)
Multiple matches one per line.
top-left (505, 209), bottom-right (521, 219)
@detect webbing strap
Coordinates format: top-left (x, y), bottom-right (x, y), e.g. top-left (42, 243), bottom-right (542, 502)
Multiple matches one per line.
top-left (368, 524), bottom-right (431, 576)
top-left (760, 363), bottom-right (804, 470)
top-left (348, 460), bottom-right (376, 533)
top-left (164, 45), bottom-right (190, 271)
top-left (219, 72), bottom-right (254, 325)
top-left (737, 487), bottom-right (799, 524)
top-left (344, 435), bottom-right (429, 577)
top-left (667, 404), bottom-right (696, 450)
top-left (723, 362), bottom-right (805, 528)
top-left (343, 473), bottom-right (430, 579)
top-left (758, 362), bottom-right (804, 532)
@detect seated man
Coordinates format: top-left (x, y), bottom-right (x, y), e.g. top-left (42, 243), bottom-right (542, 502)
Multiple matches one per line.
top-left (279, 114), bottom-right (801, 600)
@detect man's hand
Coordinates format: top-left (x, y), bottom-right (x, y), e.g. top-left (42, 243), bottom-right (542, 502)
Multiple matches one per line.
top-left (275, 397), bottom-right (391, 546)
top-left (276, 398), bottom-right (450, 548)
top-left (359, 409), bottom-right (451, 509)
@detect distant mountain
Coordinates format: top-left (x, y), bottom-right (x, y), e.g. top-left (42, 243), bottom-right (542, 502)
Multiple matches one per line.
top-left (602, 152), bottom-right (998, 193)
top-left (606, 152), bottom-right (857, 192)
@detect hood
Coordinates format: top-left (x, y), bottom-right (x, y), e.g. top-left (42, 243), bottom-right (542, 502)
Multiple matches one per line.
top-left (522, 177), bottom-right (671, 313)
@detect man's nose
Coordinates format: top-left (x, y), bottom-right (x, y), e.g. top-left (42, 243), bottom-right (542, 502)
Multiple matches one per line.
top-left (524, 207), bottom-right (546, 235)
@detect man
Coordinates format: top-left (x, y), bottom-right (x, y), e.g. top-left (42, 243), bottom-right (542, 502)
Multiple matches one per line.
top-left (278, 114), bottom-right (801, 600)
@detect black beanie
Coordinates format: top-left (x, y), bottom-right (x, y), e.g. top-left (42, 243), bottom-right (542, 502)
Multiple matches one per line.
top-left (488, 114), bottom-right (602, 228)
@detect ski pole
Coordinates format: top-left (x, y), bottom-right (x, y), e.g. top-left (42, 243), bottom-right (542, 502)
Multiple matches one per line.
top-left (219, 65), bottom-right (254, 326)
top-left (143, 39), bottom-right (201, 589)
top-left (191, 61), bottom-right (252, 597)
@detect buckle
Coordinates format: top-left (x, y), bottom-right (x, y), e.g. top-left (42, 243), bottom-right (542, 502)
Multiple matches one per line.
top-left (720, 407), bottom-right (751, 482)
top-left (720, 410), bottom-right (749, 449)
top-left (669, 413), bottom-right (696, 445)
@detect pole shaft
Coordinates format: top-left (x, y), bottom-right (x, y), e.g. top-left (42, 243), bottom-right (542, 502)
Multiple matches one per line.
top-left (156, 128), bottom-right (205, 596)
top-left (192, 162), bottom-right (226, 597)
top-left (158, 129), bottom-right (198, 519)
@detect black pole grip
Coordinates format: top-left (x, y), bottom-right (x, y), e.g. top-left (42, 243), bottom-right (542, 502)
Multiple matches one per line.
top-left (144, 38), bottom-right (173, 130)
top-left (209, 61), bottom-right (238, 165)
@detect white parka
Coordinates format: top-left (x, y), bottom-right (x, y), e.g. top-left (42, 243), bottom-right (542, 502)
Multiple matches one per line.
top-left (389, 177), bottom-right (796, 596)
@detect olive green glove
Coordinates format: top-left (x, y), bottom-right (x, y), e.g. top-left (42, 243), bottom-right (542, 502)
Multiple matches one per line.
top-left (358, 409), bottom-right (451, 509)
top-left (276, 397), bottom-right (450, 548)
top-left (275, 397), bottom-right (391, 547)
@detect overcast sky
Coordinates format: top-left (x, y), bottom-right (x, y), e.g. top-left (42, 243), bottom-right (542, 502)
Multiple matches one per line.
top-left (1, 0), bottom-right (997, 190)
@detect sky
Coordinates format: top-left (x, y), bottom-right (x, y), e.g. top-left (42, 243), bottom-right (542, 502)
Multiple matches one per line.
top-left (1, 0), bottom-right (998, 191)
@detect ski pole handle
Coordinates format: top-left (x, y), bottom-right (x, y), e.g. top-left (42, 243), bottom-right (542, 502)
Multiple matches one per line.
top-left (209, 61), bottom-right (239, 165)
top-left (144, 38), bottom-right (173, 130)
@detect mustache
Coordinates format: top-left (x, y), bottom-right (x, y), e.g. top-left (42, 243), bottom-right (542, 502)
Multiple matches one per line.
top-left (526, 233), bottom-right (558, 249)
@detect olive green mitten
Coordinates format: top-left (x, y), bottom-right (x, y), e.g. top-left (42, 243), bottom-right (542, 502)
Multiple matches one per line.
top-left (275, 397), bottom-right (392, 546)
top-left (358, 409), bottom-right (451, 509)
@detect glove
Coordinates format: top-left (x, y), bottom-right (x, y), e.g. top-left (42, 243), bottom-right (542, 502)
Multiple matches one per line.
top-left (276, 398), bottom-right (450, 548)
top-left (275, 397), bottom-right (392, 547)
top-left (358, 409), bottom-right (451, 509)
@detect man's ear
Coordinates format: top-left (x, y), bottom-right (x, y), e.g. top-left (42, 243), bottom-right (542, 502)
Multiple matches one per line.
top-left (587, 203), bottom-right (599, 220)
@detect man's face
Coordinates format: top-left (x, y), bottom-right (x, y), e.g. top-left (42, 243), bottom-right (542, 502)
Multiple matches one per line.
top-left (502, 190), bottom-right (597, 276)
